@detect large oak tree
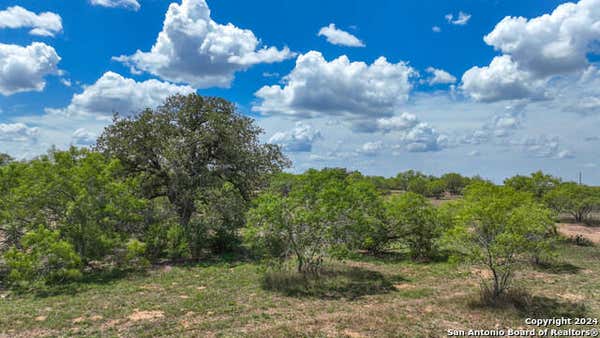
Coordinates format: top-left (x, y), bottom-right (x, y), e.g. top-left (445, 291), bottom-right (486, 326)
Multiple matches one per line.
top-left (96, 94), bottom-right (288, 228)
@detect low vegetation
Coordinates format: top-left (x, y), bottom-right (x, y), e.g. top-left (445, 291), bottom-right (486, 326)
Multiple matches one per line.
top-left (1, 94), bottom-right (599, 336)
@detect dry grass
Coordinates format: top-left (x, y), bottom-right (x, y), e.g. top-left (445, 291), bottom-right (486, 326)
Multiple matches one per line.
top-left (0, 241), bottom-right (598, 337)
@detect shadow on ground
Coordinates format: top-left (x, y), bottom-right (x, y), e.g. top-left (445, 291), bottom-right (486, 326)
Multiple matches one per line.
top-left (470, 288), bottom-right (587, 318)
top-left (516, 295), bottom-right (588, 318)
top-left (353, 249), bottom-right (449, 264)
top-left (533, 260), bottom-right (582, 274)
top-left (261, 265), bottom-right (404, 300)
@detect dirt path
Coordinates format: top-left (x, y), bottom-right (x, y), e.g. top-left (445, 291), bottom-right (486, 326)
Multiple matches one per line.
top-left (558, 223), bottom-right (600, 244)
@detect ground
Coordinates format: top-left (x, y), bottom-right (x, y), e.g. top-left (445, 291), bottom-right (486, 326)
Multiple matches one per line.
top-left (0, 240), bottom-right (598, 337)
top-left (559, 223), bottom-right (600, 244)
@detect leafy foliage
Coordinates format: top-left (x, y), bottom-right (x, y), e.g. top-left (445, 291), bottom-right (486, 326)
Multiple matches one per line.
top-left (385, 192), bottom-right (444, 260)
top-left (244, 169), bottom-right (386, 272)
top-left (0, 148), bottom-right (147, 262)
top-left (440, 173), bottom-right (470, 195)
top-left (4, 226), bottom-right (82, 289)
top-left (96, 94), bottom-right (288, 230)
top-left (444, 182), bottom-right (555, 299)
top-left (544, 183), bottom-right (600, 223)
top-left (504, 171), bottom-right (560, 200)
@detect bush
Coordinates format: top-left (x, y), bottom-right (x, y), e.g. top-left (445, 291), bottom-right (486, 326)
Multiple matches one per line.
top-left (544, 183), bottom-right (600, 223)
top-left (444, 183), bottom-right (555, 299)
top-left (244, 169), bottom-right (386, 273)
top-left (440, 173), bottom-right (470, 195)
top-left (3, 226), bottom-right (82, 289)
top-left (166, 224), bottom-right (192, 260)
top-left (426, 179), bottom-right (446, 199)
top-left (385, 192), bottom-right (442, 260)
top-left (406, 176), bottom-right (429, 196)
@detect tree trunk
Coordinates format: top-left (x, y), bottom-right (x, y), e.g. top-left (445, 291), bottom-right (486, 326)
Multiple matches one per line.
top-left (297, 254), bottom-right (304, 273)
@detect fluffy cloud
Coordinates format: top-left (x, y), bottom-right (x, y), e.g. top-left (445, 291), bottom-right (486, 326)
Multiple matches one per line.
top-left (484, 0), bottom-right (600, 77)
top-left (461, 104), bottom-right (525, 144)
top-left (515, 135), bottom-right (574, 159)
top-left (0, 42), bottom-right (61, 95)
top-left (318, 24), bottom-right (365, 47)
top-left (461, 56), bottom-right (544, 102)
top-left (46, 71), bottom-right (195, 117)
top-left (268, 122), bottom-right (322, 152)
top-left (0, 6), bottom-right (62, 37)
top-left (90, 0), bottom-right (141, 11)
top-left (445, 12), bottom-right (471, 25)
top-left (114, 0), bottom-right (294, 88)
top-left (432, 26), bottom-right (441, 33)
top-left (72, 128), bottom-right (97, 146)
top-left (555, 66), bottom-right (600, 115)
top-left (358, 141), bottom-right (383, 156)
top-left (375, 113), bottom-right (418, 132)
top-left (426, 67), bottom-right (456, 85)
top-left (253, 51), bottom-right (416, 118)
top-left (462, 0), bottom-right (600, 102)
top-left (373, 112), bottom-right (447, 152)
top-left (401, 123), bottom-right (448, 152)
top-left (0, 123), bottom-right (39, 142)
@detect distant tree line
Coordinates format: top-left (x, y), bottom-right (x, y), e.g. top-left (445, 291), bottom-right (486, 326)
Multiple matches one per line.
top-left (0, 94), bottom-right (598, 303)
top-left (364, 171), bottom-right (481, 198)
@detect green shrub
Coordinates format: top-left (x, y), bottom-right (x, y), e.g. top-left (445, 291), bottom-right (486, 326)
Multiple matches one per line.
top-left (425, 179), bottom-right (446, 199)
top-left (166, 224), bottom-right (191, 260)
top-left (244, 168), bottom-right (386, 273)
top-left (123, 239), bottom-right (149, 269)
top-left (3, 226), bottom-right (82, 289)
top-left (444, 183), bottom-right (555, 299)
top-left (385, 192), bottom-right (443, 260)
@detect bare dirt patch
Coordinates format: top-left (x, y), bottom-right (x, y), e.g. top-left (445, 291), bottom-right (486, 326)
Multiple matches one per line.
top-left (128, 310), bottom-right (164, 322)
top-left (393, 283), bottom-right (414, 290)
top-left (71, 317), bottom-right (85, 324)
top-left (558, 223), bottom-right (600, 244)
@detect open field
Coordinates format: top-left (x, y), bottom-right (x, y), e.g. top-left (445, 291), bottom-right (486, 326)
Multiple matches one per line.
top-left (0, 240), bottom-right (598, 337)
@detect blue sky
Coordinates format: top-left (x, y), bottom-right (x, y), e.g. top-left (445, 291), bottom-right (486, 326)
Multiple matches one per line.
top-left (1, 0), bottom-right (599, 183)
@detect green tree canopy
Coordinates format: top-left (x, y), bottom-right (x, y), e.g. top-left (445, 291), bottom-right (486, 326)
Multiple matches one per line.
top-left (503, 171), bottom-right (560, 200)
top-left (96, 94), bottom-right (289, 228)
top-left (384, 192), bottom-right (444, 260)
top-left (244, 169), bottom-right (386, 272)
top-left (543, 182), bottom-right (600, 223)
top-left (445, 182), bottom-right (555, 299)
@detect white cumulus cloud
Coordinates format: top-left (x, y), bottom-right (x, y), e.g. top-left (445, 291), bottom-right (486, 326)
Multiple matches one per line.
top-left (0, 123), bottom-right (39, 142)
top-left (401, 123), bottom-right (448, 152)
top-left (0, 42), bottom-right (61, 96)
top-left (0, 6), bottom-right (62, 37)
top-left (318, 23), bottom-right (365, 47)
top-left (375, 113), bottom-right (419, 132)
top-left (515, 135), bottom-right (574, 159)
top-left (484, 0), bottom-right (600, 77)
top-left (426, 67), bottom-right (456, 85)
top-left (461, 55), bottom-right (545, 102)
top-left (268, 122), bottom-right (322, 152)
top-left (253, 51), bottom-right (417, 119)
top-left (71, 128), bottom-right (97, 146)
top-left (461, 0), bottom-right (600, 102)
top-left (375, 113), bottom-right (448, 152)
top-left (113, 0), bottom-right (294, 88)
top-left (358, 141), bottom-right (383, 156)
top-left (46, 71), bottom-right (195, 117)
